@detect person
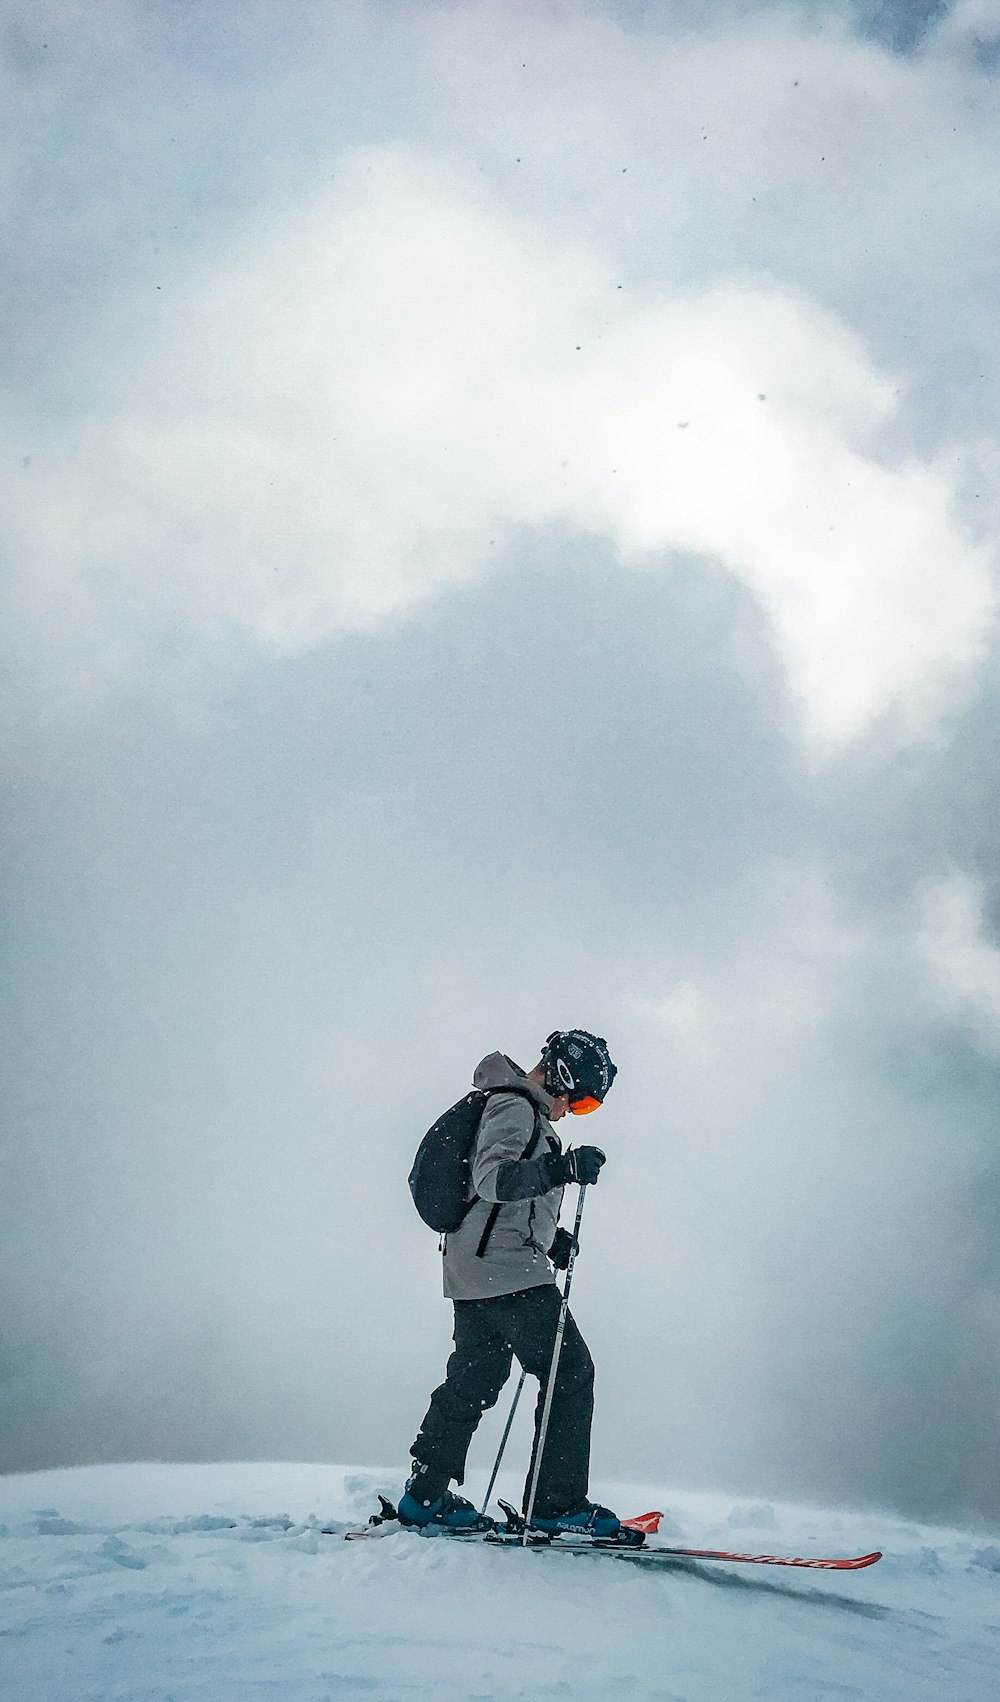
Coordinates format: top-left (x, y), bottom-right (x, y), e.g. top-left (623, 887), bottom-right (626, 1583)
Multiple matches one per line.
top-left (399, 1029), bottom-right (619, 1536)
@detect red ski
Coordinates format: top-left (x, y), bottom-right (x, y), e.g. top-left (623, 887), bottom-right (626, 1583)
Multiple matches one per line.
top-left (341, 1503), bottom-right (882, 1571)
top-left (618, 1513), bottom-right (881, 1569)
top-left (647, 1543), bottom-right (882, 1571)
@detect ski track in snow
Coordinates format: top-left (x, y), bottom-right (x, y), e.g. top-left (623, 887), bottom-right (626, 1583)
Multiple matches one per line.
top-left (1, 1463), bottom-right (998, 1701)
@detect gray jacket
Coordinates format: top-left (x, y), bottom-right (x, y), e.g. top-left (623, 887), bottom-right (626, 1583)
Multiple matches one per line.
top-left (441, 1052), bottom-right (565, 1302)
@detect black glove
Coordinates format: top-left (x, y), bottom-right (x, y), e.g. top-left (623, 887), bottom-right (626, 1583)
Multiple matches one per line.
top-left (549, 1227), bottom-right (578, 1270)
top-left (544, 1146), bottom-right (607, 1188)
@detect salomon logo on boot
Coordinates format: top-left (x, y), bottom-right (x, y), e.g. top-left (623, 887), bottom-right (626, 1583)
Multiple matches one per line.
top-left (530, 1501), bottom-right (621, 1539)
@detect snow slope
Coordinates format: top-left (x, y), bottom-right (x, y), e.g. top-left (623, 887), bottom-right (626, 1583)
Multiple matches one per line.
top-left (1, 1462), bottom-right (998, 1701)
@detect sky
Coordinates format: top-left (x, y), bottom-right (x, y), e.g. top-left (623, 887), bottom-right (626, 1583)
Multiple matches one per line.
top-left (2, 0), bottom-right (1000, 1530)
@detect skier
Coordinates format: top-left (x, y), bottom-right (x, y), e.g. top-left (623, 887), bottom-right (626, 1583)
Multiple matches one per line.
top-left (399, 1030), bottom-right (620, 1537)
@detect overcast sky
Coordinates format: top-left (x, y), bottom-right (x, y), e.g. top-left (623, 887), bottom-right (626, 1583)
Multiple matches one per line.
top-left (3, 0), bottom-right (1000, 1530)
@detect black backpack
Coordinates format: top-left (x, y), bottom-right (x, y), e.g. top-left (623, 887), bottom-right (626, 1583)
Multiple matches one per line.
top-left (408, 1086), bottom-right (537, 1234)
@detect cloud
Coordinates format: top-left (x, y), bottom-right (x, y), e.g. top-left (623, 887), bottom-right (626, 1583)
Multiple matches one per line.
top-left (634, 862), bottom-right (869, 1081)
top-left (4, 142), bottom-right (993, 752)
top-left (938, 0), bottom-right (1000, 48)
top-left (5, 1), bottom-right (1000, 1523)
top-left (918, 870), bottom-right (1000, 1053)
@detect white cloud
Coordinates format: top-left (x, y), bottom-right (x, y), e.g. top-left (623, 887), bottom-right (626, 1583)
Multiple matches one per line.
top-left (3, 7), bottom-right (997, 751)
top-left (634, 864), bottom-right (870, 1099)
top-left (425, 2), bottom-right (997, 328)
top-left (938, 0), bottom-right (1000, 44)
top-left (918, 871), bottom-right (1000, 1054)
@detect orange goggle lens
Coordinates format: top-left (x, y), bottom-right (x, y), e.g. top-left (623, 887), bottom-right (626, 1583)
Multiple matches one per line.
top-left (568, 1094), bottom-right (602, 1115)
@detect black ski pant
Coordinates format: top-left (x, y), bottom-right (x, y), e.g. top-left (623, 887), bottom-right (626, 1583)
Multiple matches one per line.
top-left (410, 1283), bottom-right (595, 1519)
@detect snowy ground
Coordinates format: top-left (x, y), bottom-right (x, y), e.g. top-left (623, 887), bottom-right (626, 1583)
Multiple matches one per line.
top-left (1, 1462), bottom-right (998, 1701)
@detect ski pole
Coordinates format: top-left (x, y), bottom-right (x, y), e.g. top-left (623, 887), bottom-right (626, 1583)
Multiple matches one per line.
top-left (480, 1367), bottom-right (527, 1515)
top-left (481, 1193), bottom-right (584, 1517)
top-left (521, 1181), bottom-right (587, 1544)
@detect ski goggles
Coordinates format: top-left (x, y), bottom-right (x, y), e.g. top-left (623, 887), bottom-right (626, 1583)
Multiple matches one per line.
top-left (568, 1093), bottom-right (602, 1115)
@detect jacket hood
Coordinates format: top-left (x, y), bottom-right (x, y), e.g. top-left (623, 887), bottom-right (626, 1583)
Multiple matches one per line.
top-left (473, 1051), bottom-right (554, 1114)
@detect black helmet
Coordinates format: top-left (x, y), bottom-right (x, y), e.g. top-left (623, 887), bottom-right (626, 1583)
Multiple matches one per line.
top-left (541, 1030), bottom-right (617, 1113)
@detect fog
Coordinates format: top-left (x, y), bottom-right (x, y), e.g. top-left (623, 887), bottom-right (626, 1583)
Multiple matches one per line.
top-left (2, 0), bottom-right (1000, 1530)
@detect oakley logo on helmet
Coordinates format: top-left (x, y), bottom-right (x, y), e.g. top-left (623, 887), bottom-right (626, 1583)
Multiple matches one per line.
top-left (555, 1057), bottom-right (576, 1092)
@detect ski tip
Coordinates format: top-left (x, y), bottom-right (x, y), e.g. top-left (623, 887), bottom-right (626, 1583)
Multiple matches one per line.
top-left (620, 1510), bottom-right (663, 1535)
top-left (343, 1495), bottom-right (401, 1540)
top-left (344, 1519), bottom-right (401, 1541)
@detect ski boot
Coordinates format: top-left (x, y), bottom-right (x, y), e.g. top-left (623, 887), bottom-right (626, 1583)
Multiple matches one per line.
top-left (529, 1500), bottom-right (643, 1544)
top-left (397, 1464), bottom-right (495, 1533)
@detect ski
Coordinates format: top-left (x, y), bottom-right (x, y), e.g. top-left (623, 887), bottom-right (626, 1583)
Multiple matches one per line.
top-left (340, 1500), bottom-right (881, 1570)
top-left (642, 1544), bottom-right (882, 1571)
top-left (524, 1538), bottom-right (883, 1570)
top-left (483, 1529), bottom-right (882, 1570)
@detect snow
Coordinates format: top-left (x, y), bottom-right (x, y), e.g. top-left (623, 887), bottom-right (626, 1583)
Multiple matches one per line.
top-left (1, 1462), bottom-right (998, 1701)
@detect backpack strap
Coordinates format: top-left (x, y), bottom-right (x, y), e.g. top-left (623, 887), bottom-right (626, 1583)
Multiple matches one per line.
top-left (472, 1088), bottom-right (541, 1260)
